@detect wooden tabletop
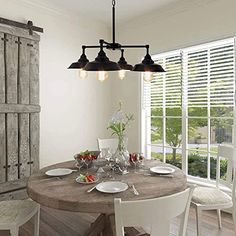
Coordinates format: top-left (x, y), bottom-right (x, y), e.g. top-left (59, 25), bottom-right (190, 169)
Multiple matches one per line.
top-left (27, 160), bottom-right (187, 214)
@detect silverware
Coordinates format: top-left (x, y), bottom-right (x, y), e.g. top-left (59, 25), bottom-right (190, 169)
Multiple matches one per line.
top-left (87, 185), bottom-right (97, 193)
top-left (87, 181), bottom-right (103, 193)
top-left (143, 173), bottom-right (174, 178)
top-left (132, 184), bottom-right (139, 195)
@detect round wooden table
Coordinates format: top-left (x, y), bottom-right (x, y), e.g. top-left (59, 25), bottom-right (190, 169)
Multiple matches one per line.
top-left (27, 160), bottom-right (187, 235)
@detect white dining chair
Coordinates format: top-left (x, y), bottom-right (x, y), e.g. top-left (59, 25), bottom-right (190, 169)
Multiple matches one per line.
top-left (114, 186), bottom-right (195, 236)
top-left (97, 138), bottom-right (118, 154)
top-left (191, 145), bottom-right (236, 236)
top-left (0, 199), bottom-right (40, 236)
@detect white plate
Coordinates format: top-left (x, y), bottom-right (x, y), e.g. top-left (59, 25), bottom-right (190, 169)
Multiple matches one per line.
top-left (96, 181), bottom-right (128, 193)
top-left (150, 166), bottom-right (175, 175)
top-left (45, 168), bottom-right (73, 177)
top-left (76, 176), bottom-right (99, 185)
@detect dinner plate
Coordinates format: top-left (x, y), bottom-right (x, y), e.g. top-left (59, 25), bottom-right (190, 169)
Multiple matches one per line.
top-left (75, 176), bottom-right (99, 185)
top-left (45, 168), bottom-right (73, 177)
top-left (96, 181), bottom-right (128, 193)
top-left (150, 166), bottom-right (175, 175)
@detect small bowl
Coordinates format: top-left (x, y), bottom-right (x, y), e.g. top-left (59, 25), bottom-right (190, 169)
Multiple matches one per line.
top-left (74, 151), bottom-right (101, 168)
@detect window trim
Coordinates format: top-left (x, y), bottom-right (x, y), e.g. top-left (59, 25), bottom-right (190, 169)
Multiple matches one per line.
top-left (141, 37), bottom-right (236, 183)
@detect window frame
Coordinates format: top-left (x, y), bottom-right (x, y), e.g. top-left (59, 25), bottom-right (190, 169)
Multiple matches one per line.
top-left (141, 37), bottom-right (236, 183)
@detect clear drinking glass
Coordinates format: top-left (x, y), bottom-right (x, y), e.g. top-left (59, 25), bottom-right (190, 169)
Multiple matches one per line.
top-left (130, 153), bottom-right (139, 173)
top-left (84, 159), bottom-right (92, 175)
top-left (74, 155), bottom-right (84, 174)
top-left (137, 153), bottom-right (145, 169)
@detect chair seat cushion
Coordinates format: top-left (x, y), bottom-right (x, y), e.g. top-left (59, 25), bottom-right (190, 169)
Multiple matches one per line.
top-left (192, 187), bottom-right (232, 205)
top-left (0, 199), bottom-right (38, 225)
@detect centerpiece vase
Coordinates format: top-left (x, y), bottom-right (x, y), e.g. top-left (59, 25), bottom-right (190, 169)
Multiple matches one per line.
top-left (114, 134), bottom-right (129, 171)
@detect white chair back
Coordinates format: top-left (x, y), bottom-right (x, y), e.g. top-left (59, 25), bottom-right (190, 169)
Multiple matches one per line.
top-left (114, 186), bottom-right (195, 236)
top-left (216, 145), bottom-right (236, 199)
top-left (97, 138), bottom-right (118, 153)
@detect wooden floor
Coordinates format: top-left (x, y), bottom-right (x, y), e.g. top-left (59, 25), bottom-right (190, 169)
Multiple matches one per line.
top-left (0, 206), bottom-right (234, 236)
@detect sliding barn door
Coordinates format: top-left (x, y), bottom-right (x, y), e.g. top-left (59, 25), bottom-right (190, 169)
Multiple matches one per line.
top-left (0, 24), bottom-right (40, 199)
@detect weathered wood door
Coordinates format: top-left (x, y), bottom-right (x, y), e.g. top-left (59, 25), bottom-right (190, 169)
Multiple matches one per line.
top-left (0, 24), bottom-right (40, 198)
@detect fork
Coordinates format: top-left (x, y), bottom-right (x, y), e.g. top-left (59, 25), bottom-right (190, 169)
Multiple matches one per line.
top-left (132, 184), bottom-right (140, 195)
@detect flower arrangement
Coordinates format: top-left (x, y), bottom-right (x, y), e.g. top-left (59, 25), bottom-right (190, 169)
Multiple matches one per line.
top-left (107, 102), bottom-right (134, 140)
top-left (107, 102), bottom-right (134, 170)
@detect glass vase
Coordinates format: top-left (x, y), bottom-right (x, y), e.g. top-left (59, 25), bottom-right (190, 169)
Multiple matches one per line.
top-left (114, 135), bottom-right (129, 173)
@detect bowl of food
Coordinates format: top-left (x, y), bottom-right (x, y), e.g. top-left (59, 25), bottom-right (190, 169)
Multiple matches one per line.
top-left (74, 150), bottom-right (101, 169)
top-left (76, 174), bottom-right (99, 184)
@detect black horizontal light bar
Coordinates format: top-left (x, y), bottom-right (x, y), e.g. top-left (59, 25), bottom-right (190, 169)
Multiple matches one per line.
top-left (68, 0), bottom-right (166, 77)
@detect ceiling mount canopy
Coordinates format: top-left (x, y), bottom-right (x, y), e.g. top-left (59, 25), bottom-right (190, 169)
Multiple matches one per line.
top-left (68, 0), bottom-right (165, 82)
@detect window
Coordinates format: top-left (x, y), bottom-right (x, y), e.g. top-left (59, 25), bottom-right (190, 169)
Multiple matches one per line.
top-left (142, 38), bottom-right (236, 181)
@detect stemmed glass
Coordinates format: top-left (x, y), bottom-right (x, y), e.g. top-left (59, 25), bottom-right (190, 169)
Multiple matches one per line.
top-left (83, 158), bottom-right (92, 175)
top-left (74, 155), bottom-right (84, 174)
top-left (137, 153), bottom-right (144, 169)
top-left (130, 153), bottom-right (139, 173)
top-left (103, 148), bottom-right (116, 179)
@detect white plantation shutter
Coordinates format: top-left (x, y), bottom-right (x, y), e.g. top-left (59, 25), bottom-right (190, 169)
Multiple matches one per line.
top-left (143, 38), bottom-right (235, 110)
top-left (186, 49), bottom-right (208, 107)
top-left (143, 52), bottom-right (182, 108)
top-left (210, 43), bottom-right (235, 107)
top-left (185, 39), bottom-right (235, 108)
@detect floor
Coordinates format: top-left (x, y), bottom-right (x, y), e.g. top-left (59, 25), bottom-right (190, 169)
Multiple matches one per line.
top-left (0, 206), bottom-right (234, 236)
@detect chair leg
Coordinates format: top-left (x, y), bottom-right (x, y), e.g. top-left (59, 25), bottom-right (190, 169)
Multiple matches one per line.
top-left (34, 207), bottom-right (40, 236)
top-left (10, 227), bottom-right (19, 236)
top-left (217, 209), bottom-right (222, 229)
top-left (195, 207), bottom-right (202, 236)
top-left (232, 210), bottom-right (236, 235)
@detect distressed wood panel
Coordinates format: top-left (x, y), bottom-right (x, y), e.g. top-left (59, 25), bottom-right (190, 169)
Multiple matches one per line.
top-left (5, 34), bottom-right (18, 181)
top-left (0, 103), bottom-right (40, 113)
top-left (0, 25), bottom-right (40, 198)
top-left (19, 38), bottom-right (31, 178)
top-left (0, 24), bottom-right (40, 41)
top-left (29, 41), bottom-right (39, 173)
top-left (0, 32), bottom-right (6, 183)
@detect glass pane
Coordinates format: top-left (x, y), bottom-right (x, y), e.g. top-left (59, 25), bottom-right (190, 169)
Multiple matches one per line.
top-left (166, 118), bottom-right (182, 147)
top-left (188, 149), bottom-right (208, 178)
top-left (165, 147), bottom-right (182, 169)
top-left (151, 117), bottom-right (163, 144)
top-left (188, 107), bottom-right (207, 117)
top-left (210, 118), bottom-right (233, 145)
top-left (188, 118), bottom-right (208, 150)
top-left (210, 154), bottom-right (228, 181)
top-left (151, 146), bottom-right (163, 161)
top-left (210, 154), bottom-right (217, 180)
top-left (210, 107), bottom-right (233, 118)
top-left (166, 107), bottom-right (182, 117)
top-left (151, 107), bottom-right (163, 117)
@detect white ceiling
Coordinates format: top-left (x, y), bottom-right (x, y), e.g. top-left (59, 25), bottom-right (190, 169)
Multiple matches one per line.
top-left (33, 0), bottom-right (181, 25)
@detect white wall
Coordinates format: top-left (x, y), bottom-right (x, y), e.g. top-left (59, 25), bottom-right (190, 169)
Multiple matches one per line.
top-left (113, 0), bottom-right (236, 153)
top-left (0, 0), bottom-right (112, 167)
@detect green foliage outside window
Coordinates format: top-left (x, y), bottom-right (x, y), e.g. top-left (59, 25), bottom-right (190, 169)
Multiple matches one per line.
top-left (151, 106), bottom-right (232, 178)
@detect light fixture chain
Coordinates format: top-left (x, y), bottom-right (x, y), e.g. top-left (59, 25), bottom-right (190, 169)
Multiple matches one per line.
top-left (112, 0), bottom-right (116, 7)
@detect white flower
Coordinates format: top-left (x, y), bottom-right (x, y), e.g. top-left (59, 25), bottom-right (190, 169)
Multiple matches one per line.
top-left (110, 110), bottom-right (125, 124)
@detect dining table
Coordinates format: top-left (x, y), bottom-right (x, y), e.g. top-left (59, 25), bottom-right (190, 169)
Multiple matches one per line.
top-left (27, 159), bottom-right (187, 236)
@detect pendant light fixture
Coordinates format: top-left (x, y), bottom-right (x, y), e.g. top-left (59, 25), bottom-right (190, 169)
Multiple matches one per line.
top-left (68, 0), bottom-right (165, 82)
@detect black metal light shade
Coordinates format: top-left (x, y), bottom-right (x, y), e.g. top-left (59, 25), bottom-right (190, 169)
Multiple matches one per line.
top-left (133, 53), bottom-right (165, 72)
top-left (84, 49), bottom-right (120, 71)
top-left (68, 52), bottom-right (89, 69)
top-left (118, 49), bottom-right (133, 71)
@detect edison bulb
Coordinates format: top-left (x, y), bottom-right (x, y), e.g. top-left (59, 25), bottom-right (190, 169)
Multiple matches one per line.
top-left (143, 72), bottom-right (153, 82)
top-left (96, 71), bottom-right (108, 82)
top-left (118, 70), bottom-right (126, 80)
top-left (78, 69), bottom-right (88, 79)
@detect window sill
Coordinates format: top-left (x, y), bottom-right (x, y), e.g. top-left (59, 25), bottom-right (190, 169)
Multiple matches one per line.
top-left (187, 175), bottom-right (231, 194)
